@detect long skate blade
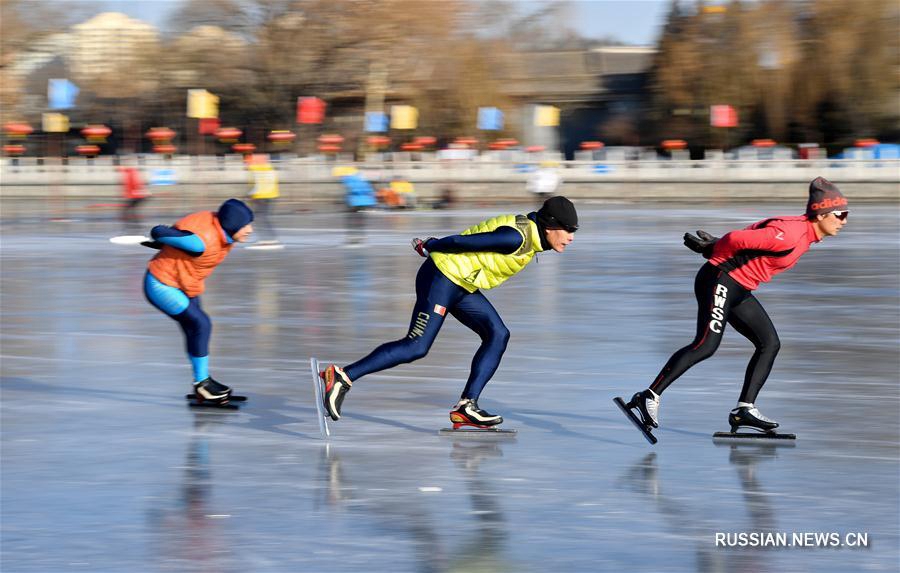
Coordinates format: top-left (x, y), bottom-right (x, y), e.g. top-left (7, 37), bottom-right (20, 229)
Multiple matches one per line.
top-left (188, 401), bottom-right (240, 411)
top-left (309, 357), bottom-right (330, 438)
top-left (713, 431), bottom-right (796, 442)
top-left (614, 397), bottom-right (657, 445)
top-left (185, 394), bottom-right (247, 402)
top-left (439, 427), bottom-right (517, 439)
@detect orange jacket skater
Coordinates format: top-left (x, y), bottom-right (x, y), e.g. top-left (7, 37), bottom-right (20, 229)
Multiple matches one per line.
top-left (142, 199), bottom-right (254, 404)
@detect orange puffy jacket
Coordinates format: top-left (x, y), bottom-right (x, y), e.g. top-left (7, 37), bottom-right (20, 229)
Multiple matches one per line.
top-left (147, 211), bottom-right (234, 297)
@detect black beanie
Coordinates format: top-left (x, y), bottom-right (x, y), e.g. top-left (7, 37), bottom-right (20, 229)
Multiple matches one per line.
top-left (806, 177), bottom-right (848, 217)
top-left (217, 198), bottom-right (254, 237)
top-left (537, 196), bottom-right (578, 231)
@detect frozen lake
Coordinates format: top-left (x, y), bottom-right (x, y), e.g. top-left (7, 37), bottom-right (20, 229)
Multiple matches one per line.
top-left (2, 202), bottom-right (898, 572)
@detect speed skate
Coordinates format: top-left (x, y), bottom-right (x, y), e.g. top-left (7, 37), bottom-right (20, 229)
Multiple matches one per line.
top-left (713, 429), bottom-right (796, 442)
top-left (185, 393), bottom-right (247, 410)
top-left (714, 406), bottom-right (795, 442)
top-left (309, 357), bottom-right (331, 438)
top-left (439, 427), bottom-right (517, 437)
top-left (614, 396), bottom-right (658, 445)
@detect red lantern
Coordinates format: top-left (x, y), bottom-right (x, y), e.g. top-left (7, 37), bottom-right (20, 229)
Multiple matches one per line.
top-left (580, 141), bottom-right (604, 150)
top-left (414, 136), bottom-right (436, 147)
top-left (318, 144), bottom-right (341, 153)
top-left (751, 139), bottom-right (776, 148)
top-left (267, 130), bottom-right (296, 144)
top-left (854, 138), bottom-right (879, 147)
top-left (146, 127), bottom-right (176, 143)
top-left (4, 122), bottom-right (33, 138)
top-left (215, 127), bottom-right (242, 142)
top-left (153, 144), bottom-right (177, 155)
top-left (367, 135), bottom-right (390, 148)
top-left (488, 142), bottom-right (506, 150)
top-left (498, 138), bottom-right (519, 147)
top-left (455, 137), bottom-right (478, 147)
top-left (661, 139), bottom-right (688, 150)
top-left (232, 143), bottom-right (256, 154)
top-left (525, 145), bottom-right (545, 153)
top-left (3, 144), bottom-right (26, 156)
top-left (318, 134), bottom-right (344, 146)
top-left (400, 142), bottom-right (423, 151)
top-left (81, 125), bottom-right (111, 142)
top-left (76, 144), bottom-right (101, 156)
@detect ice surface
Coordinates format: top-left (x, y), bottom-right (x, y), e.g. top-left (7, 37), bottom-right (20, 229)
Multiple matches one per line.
top-left (2, 204), bottom-right (897, 572)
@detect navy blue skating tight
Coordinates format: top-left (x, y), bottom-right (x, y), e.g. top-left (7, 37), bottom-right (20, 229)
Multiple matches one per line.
top-left (144, 271), bottom-right (212, 382)
top-left (344, 259), bottom-right (510, 400)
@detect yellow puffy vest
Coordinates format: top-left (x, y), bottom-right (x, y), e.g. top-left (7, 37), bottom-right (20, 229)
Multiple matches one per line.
top-left (431, 214), bottom-right (544, 292)
top-left (248, 163), bottom-right (280, 199)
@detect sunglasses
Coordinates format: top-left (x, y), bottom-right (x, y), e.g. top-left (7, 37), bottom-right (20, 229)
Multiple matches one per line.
top-left (830, 210), bottom-right (849, 221)
top-left (545, 216), bottom-right (578, 233)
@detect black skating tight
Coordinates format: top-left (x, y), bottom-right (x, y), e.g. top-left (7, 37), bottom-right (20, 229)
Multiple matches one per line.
top-left (649, 263), bottom-right (780, 403)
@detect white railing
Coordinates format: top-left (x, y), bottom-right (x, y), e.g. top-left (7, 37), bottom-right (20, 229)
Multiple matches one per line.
top-left (2, 154), bottom-right (898, 186)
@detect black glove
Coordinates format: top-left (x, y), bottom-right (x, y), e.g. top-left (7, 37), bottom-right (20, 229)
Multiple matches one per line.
top-left (150, 224), bottom-right (170, 239)
top-left (141, 240), bottom-right (163, 249)
top-left (683, 229), bottom-right (719, 258)
top-left (411, 237), bottom-right (436, 257)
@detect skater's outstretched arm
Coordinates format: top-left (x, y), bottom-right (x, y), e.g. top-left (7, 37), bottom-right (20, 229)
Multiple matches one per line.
top-left (424, 226), bottom-right (523, 255)
top-left (150, 225), bottom-right (206, 255)
top-left (714, 225), bottom-right (790, 254)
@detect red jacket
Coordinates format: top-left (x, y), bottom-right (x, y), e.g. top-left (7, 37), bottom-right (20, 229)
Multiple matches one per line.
top-left (121, 167), bottom-right (147, 200)
top-left (147, 211), bottom-right (233, 297)
top-left (708, 215), bottom-right (820, 291)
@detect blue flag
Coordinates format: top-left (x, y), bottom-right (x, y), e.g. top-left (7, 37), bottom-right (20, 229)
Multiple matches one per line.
top-left (49, 79), bottom-right (79, 110)
top-left (478, 107), bottom-right (503, 131)
top-left (365, 112), bottom-right (388, 133)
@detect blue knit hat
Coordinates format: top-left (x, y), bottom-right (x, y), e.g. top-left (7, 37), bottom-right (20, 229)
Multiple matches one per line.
top-left (217, 198), bottom-right (254, 237)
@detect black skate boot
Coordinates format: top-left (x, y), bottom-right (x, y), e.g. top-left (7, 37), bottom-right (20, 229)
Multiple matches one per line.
top-left (631, 389), bottom-right (660, 428)
top-left (729, 406), bottom-right (779, 433)
top-left (614, 389), bottom-right (660, 444)
top-left (191, 377), bottom-right (232, 405)
top-left (449, 398), bottom-right (503, 429)
top-left (320, 364), bottom-right (352, 421)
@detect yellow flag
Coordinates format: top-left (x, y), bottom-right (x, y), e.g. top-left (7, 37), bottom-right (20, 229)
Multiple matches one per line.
top-left (535, 105), bottom-right (560, 127)
top-left (187, 89), bottom-right (219, 119)
top-left (42, 113), bottom-right (69, 133)
top-left (390, 105), bottom-right (418, 130)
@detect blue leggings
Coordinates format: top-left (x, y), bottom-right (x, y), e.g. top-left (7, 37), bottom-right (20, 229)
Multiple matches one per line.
top-left (144, 271), bottom-right (212, 381)
top-left (344, 259), bottom-right (510, 400)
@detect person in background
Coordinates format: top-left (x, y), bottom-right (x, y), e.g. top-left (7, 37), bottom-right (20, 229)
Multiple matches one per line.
top-left (246, 154), bottom-right (280, 246)
top-left (526, 161), bottom-right (562, 209)
top-left (339, 167), bottom-right (377, 246)
top-left (120, 166), bottom-right (149, 234)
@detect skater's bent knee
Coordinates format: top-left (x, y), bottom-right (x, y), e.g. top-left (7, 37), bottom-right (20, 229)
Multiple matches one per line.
top-left (691, 344), bottom-right (719, 362)
top-left (482, 323), bottom-right (510, 345)
top-left (399, 338), bottom-right (432, 362)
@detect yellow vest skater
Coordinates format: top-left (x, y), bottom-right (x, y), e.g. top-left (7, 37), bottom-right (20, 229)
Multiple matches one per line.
top-left (319, 196), bottom-right (578, 429)
top-left (246, 154), bottom-right (281, 246)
